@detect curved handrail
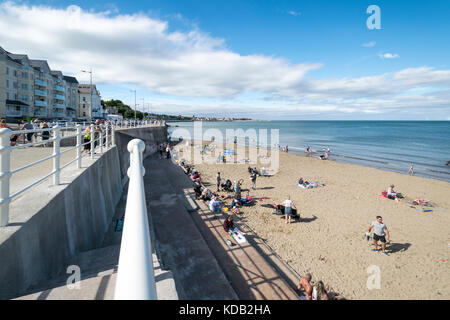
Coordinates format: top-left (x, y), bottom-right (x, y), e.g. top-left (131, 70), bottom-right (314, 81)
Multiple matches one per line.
top-left (114, 139), bottom-right (156, 300)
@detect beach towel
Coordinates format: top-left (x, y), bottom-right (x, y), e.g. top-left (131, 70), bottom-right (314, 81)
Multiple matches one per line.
top-left (231, 229), bottom-right (247, 244)
top-left (379, 191), bottom-right (389, 199)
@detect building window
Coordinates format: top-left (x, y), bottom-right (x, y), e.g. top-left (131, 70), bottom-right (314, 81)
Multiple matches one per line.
top-left (83, 112), bottom-right (86, 117)
top-left (22, 72), bottom-right (28, 79)
top-left (13, 81), bottom-right (18, 89)
top-left (6, 67), bottom-right (9, 75)
top-left (83, 104), bottom-right (86, 109)
top-left (14, 70), bottom-right (17, 77)
top-left (22, 95), bottom-right (28, 102)
top-left (22, 83), bottom-right (28, 90)
top-left (82, 97), bottom-right (86, 102)
top-left (6, 80), bottom-right (8, 88)
top-left (6, 92), bottom-right (9, 99)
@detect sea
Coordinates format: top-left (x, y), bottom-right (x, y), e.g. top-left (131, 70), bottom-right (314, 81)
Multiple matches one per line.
top-left (167, 121), bottom-right (450, 182)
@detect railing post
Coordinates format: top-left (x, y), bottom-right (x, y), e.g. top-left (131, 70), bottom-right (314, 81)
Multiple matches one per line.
top-left (100, 127), bottom-right (104, 154)
top-left (106, 124), bottom-right (110, 149)
top-left (111, 126), bottom-right (116, 147)
top-left (53, 126), bottom-right (61, 186)
top-left (114, 139), bottom-right (156, 300)
top-left (90, 124), bottom-right (95, 159)
top-left (0, 129), bottom-right (12, 227)
top-left (76, 125), bottom-right (82, 169)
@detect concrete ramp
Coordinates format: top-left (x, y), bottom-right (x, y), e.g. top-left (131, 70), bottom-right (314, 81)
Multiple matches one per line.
top-left (16, 245), bottom-right (177, 300)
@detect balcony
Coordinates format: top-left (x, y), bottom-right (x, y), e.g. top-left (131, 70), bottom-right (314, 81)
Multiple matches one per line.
top-left (6, 107), bottom-right (26, 117)
top-left (35, 78), bottom-right (47, 87)
top-left (53, 111), bottom-right (66, 118)
top-left (34, 109), bottom-right (47, 117)
top-left (54, 94), bottom-right (65, 101)
top-left (35, 100), bottom-right (47, 107)
top-left (35, 89), bottom-right (47, 97)
top-left (54, 85), bottom-right (65, 92)
top-left (53, 102), bottom-right (66, 109)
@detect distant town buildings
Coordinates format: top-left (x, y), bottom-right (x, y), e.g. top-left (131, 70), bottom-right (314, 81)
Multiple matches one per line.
top-left (78, 84), bottom-right (103, 119)
top-left (0, 45), bottom-right (105, 122)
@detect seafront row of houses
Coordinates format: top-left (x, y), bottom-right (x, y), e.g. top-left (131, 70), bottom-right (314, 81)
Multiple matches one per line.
top-left (0, 45), bottom-right (107, 122)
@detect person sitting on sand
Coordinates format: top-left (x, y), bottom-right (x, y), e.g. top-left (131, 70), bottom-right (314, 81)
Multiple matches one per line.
top-left (368, 216), bottom-right (390, 256)
top-left (297, 274), bottom-right (313, 300)
top-left (387, 185), bottom-right (402, 202)
top-left (320, 152), bottom-right (329, 160)
top-left (209, 196), bottom-right (222, 213)
top-left (283, 196), bottom-right (297, 224)
top-left (312, 281), bottom-right (329, 300)
top-left (223, 215), bottom-right (235, 233)
top-left (201, 188), bottom-right (213, 201)
top-left (298, 178), bottom-right (304, 186)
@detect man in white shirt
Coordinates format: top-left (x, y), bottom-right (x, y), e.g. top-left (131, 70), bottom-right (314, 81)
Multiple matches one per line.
top-left (368, 216), bottom-right (390, 256)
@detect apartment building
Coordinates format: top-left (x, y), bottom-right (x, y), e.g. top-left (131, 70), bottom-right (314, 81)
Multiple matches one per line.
top-left (64, 76), bottom-right (79, 120)
top-left (0, 45), bottom-right (81, 121)
top-left (0, 47), bottom-right (34, 121)
top-left (78, 84), bottom-right (103, 119)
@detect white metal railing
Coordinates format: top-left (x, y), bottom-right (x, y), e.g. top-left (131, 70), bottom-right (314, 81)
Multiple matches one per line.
top-left (0, 120), bottom-right (164, 227)
top-left (114, 139), bottom-right (156, 300)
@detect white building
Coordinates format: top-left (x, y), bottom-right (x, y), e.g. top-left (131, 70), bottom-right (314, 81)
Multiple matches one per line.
top-left (78, 84), bottom-right (103, 119)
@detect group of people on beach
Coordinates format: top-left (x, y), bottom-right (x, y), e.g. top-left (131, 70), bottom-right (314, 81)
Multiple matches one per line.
top-left (297, 274), bottom-right (342, 300)
top-left (305, 146), bottom-right (330, 160)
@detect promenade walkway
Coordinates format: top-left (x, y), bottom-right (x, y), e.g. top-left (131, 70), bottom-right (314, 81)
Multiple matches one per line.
top-left (145, 154), bottom-right (300, 300)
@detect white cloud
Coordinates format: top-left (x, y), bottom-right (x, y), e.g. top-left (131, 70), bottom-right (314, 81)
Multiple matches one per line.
top-left (362, 41), bottom-right (376, 47)
top-left (0, 2), bottom-right (449, 119)
top-left (0, 2), bottom-right (320, 98)
top-left (287, 10), bottom-right (301, 17)
top-left (379, 53), bottom-right (400, 59)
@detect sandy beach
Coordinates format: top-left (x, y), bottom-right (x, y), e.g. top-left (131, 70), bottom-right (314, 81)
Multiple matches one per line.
top-left (174, 141), bottom-right (450, 300)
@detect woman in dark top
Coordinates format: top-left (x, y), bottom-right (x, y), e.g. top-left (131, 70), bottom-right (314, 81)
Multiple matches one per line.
top-left (223, 215), bottom-right (234, 233)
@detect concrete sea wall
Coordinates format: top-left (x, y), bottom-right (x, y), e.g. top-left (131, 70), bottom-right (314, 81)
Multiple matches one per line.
top-left (0, 126), bottom-right (167, 299)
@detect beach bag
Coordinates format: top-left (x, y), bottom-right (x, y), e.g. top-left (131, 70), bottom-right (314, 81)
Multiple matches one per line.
top-left (381, 191), bottom-right (388, 197)
top-left (396, 193), bottom-right (404, 199)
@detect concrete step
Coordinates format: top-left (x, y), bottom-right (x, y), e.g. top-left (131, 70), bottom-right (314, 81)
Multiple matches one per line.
top-left (143, 156), bottom-right (238, 300)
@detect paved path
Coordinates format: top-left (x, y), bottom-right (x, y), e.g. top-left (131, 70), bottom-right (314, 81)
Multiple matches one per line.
top-left (150, 154), bottom-right (300, 300)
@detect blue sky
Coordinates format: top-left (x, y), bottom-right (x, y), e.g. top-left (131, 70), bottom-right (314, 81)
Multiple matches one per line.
top-left (1, 0), bottom-right (450, 119)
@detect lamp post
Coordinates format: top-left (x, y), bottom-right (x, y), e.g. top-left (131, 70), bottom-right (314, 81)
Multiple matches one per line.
top-left (141, 98), bottom-right (145, 119)
top-left (81, 69), bottom-right (93, 121)
top-left (130, 90), bottom-right (137, 121)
